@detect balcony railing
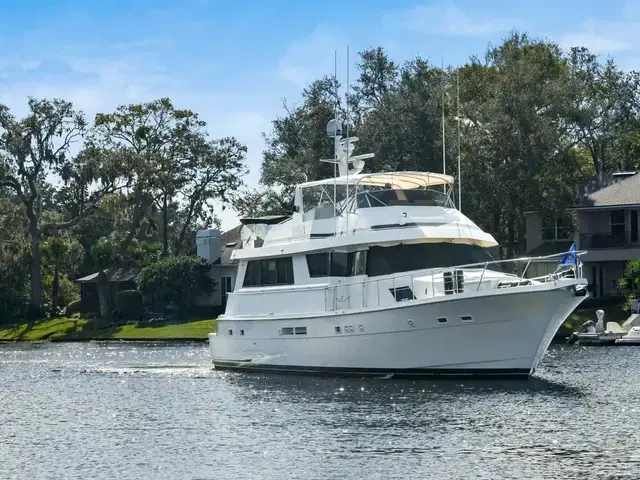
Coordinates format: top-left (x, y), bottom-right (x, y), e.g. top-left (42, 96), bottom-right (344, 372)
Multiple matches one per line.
top-left (579, 231), bottom-right (640, 249)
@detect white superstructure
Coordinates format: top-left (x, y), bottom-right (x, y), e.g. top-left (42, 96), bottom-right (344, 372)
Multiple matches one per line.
top-left (208, 121), bottom-right (588, 378)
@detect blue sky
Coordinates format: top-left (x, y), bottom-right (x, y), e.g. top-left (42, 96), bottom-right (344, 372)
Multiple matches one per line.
top-left (1, 0), bottom-right (638, 229)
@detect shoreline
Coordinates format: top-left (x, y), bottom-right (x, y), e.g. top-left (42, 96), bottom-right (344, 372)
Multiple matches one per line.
top-left (0, 305), bottom-right (626, 344)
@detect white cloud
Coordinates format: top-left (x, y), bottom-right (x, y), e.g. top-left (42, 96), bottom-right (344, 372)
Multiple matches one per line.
top-left (277, 24), bottom-right (349, 88)
top-left (559, 33), bottom-right (632, 55)
top-left (383, 3), bottom-right (518, 37)
top-left (558, 2), bottom-right (640, 61)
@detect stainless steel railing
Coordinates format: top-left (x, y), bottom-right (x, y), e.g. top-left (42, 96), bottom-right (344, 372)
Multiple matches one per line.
top-left (323, 249), bottom-right (585, 311)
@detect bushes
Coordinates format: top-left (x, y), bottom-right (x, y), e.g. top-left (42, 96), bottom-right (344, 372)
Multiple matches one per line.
top-left (115, 290), bottom-right (144, 319)
top-left (42, 273), bottom-right (80, 316)
top-left (137, 255), bottom-right (213, 312)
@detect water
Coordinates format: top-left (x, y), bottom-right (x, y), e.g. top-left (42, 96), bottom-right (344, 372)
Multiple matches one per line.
top-left (1, 342), bottom-right (639, 480)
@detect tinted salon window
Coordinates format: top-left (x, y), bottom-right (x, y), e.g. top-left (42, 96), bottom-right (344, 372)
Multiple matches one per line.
top-left (366, 243), bottom-right (495, 277)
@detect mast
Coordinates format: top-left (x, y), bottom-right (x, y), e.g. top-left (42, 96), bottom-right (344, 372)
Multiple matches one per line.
top-left (441, 57), bottom-right (446, 178)
top-left (346, 45), bottom-right (350, 235)
top-left (457, 68), bottom-right (461, 212)
top-left (333, 50), bottom-right (338, 235)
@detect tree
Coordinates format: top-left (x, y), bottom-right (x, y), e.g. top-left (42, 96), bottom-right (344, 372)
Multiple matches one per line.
top-left (91, 98), bottom-right (247, 257)
top-left (92, 98), bottom-right (206, 257)
top-left (349, 47), bottom-right (399, 126)
top-left (261, 78), bottom-right (339, 192)
top-left (567, 48), bottom-right (640, 180)
top-left (41, 236), bottom-right (83, 314)
top-left (0, 98), bottom-right (117, 314)
top-left (618, 259), bottom-right (640, 312)
top-left (356, 57), bottom-right (448, 174)
top-left (232, 186), bottom-right (294, 218)
top-left (456, 33), bottom-right (585, 255)
top-left (172, 135), bottom-right (247, 253)
top-left (137, 255), bottom-right (214, 313)
top-left (258, 50), bottom-right (449, 200)
top-left (89, 237), bottom-right (122, 317)
top-left (0, 197), bottom-right (29, 322)
top-left (88, 98), bottom-right (207, 315)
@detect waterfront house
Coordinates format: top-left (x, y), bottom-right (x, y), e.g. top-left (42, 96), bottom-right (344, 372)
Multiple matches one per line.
top-left (526, 172), bottom-right (640, 297)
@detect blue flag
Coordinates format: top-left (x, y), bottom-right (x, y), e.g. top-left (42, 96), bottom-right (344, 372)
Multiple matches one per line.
top-left (561, 243), bottom-right (577, 265)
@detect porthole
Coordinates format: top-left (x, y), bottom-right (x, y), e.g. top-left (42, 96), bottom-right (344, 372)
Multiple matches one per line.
top-left (437, 317), bottom-right (448, 324)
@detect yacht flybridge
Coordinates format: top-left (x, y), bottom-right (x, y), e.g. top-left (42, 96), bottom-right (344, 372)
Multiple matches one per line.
top-left (208, 120), bottom-right (588, 378)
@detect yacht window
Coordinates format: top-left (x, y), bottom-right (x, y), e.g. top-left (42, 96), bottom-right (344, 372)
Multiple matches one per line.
top-left (352, 251), bottom-right (367, 276)
top-left (243, 257), bottom-right (294, 287)
top-left (307, 253), bottom-right (330, 277)
top-left (295, 327), bottom-right (307, 335)
top-left (261, 259), bottom-right (277, 285)
top-left (355, 188), bottom-right (455, 209)
top-left (277, 258), bottom-right (294, 284)
top-left (301, 184), bottom-right (349, 220)
top-left (243, 261), bottom-right (262, 286)
top-left (282, 327), bottom-right (294, 335)
top-left (367, 243), bottom-right (497, 277)
top-left (306, 251), bottom-right (368, 278)
top-left (331, 252), bottom-right (350, 277)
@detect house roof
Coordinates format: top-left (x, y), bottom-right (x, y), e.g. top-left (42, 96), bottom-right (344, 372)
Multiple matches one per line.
top-left (219, 225), bottom-right (243, 265)
top-left (576, 172), bottom-right (640, 208)
top-left (76, 268), bottom-right (139, 284)
top-left (526, 240), bottom-right (573, 257)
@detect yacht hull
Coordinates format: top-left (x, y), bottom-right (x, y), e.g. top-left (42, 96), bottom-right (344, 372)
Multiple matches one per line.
top-left (208, 279), bottom-right (586, 378)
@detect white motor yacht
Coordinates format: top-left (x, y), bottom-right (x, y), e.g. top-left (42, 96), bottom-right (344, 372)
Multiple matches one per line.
top-left (208, 120), bottom-right (588, 378)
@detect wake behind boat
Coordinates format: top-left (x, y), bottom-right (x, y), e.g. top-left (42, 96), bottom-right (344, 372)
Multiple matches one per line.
top-left (208, 119), bottom-right (588, 378)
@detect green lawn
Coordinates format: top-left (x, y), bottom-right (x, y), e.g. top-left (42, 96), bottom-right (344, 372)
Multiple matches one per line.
top-left (0, 316), bottom-right (217, 342)
top-left (0, 304), bottom-right (632, 342)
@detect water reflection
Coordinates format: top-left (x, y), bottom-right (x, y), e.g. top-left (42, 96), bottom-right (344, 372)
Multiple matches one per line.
top-left (223, 371), bottom-right (585, 404)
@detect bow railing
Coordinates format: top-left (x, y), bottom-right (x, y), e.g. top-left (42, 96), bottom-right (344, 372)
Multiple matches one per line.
top-left (323, 249), bottom-right (586, 311)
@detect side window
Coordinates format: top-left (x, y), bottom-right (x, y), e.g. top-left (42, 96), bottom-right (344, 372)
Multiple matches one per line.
top-left (306, 251), bottom-right (368, 277)
top-left (352, 251), bottom-right (367, 276)
top-left (276, 257), bottom-right (294, 285)
top-left (331, 252), bottom-right (350, 277)
top-left (243, 258), bottom-right (294, 287)
top-left (243, 261), bottom-right (261, 287)
top-left (261, 259), bottom-right (277, 285)
top-left (307, 253), bottom-right (330, 277)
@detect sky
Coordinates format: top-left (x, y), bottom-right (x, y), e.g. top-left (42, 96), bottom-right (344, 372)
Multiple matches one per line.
top-left (1, 0), bottom-right (639, 231)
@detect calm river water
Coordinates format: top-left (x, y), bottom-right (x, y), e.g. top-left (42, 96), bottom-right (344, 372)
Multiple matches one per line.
top-left (1, 342), bottom-right (639, 480)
